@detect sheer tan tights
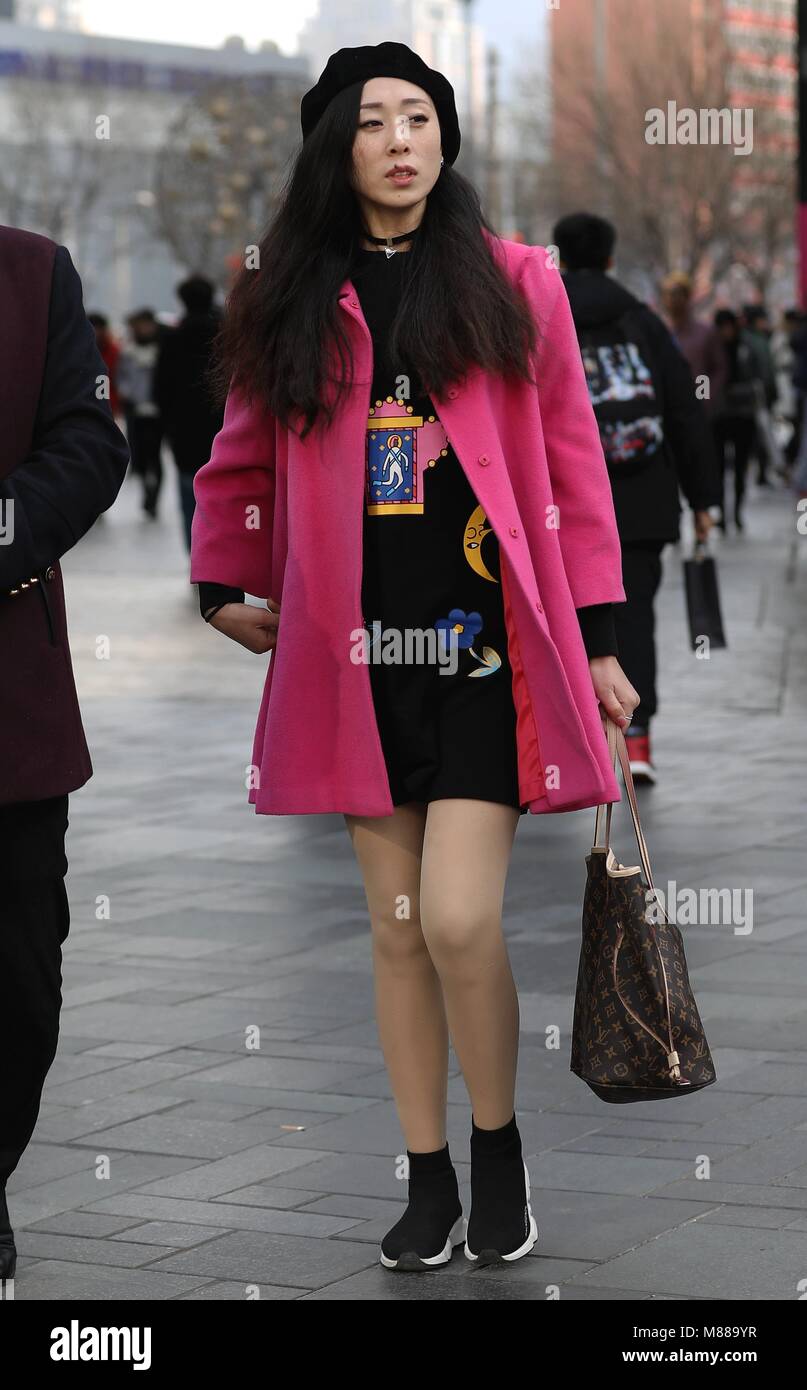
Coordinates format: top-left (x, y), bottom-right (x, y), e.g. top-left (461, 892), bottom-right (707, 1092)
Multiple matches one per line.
top-left (344, 799), bottom-right (521, 1153)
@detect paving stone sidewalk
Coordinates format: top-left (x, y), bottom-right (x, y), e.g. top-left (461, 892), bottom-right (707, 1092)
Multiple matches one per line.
top-left (7, 465), bottom-right (807, 1301)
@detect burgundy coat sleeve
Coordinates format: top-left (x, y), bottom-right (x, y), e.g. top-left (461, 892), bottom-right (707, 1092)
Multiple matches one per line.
top-left (518, 248), bottom-right (626, 611)
top-left (189, 383), bottom-right (276, 599)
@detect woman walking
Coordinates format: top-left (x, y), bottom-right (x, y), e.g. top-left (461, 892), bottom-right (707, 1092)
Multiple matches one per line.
top-left (190, 42), bottom-right (639, 1272)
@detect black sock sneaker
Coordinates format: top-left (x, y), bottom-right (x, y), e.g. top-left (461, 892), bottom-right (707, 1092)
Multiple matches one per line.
top-left (380, 1144), bottom-right (465, 1271)
top-left (465, 1113), bottom-right (538, 1266)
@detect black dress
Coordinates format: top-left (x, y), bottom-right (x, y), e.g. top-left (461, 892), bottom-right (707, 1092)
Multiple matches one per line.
top-left (351, 244), bottom-right (525, 812)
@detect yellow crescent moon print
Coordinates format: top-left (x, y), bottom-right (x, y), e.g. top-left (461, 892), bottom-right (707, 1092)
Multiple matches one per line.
top-left (463, 504), bottom-right (496, 582)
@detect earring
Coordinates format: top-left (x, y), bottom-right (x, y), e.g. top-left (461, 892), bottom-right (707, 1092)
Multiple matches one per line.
top-left (440, 156), bottom-right (444, 166)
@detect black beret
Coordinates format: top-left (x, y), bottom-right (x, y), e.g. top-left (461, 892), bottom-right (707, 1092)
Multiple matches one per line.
top-left (301, 41), bottom-right (461, 166)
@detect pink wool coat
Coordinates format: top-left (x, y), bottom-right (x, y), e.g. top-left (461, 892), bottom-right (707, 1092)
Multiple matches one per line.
top-left (190, 235), bottom-right (627, 817)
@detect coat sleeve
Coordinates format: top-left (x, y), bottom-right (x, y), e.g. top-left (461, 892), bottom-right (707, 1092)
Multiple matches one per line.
top-left (519, 247), bottom-right (626, 609)
top-left (189, 382), bottom-right (276, 599)
top-left (0, 244), bottom-right (130, 589)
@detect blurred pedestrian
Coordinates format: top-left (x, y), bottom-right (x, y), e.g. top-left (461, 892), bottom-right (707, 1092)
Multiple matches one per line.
top-left (87, 311), bottom-right (122, 419)
top-left (0, 226), bottom-right (129, 1283)
top-left (154, 275), bottom-right (225, 552)
top-left (741, 304), bottom-right (779, 485)
top-left (118, 308), bottom-right (165, 519)
top-left (772, 308), bottom-right (804, 473)
top-left (713, 309), bottom-right (763, 531)
top-left (660, 270), bottom-right (728, 418)
top-left (553, 212), bottom-right (720, 784)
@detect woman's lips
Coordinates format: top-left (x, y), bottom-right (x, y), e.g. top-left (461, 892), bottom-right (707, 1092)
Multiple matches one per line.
top-left (387, 170), bottom-right (416, 184)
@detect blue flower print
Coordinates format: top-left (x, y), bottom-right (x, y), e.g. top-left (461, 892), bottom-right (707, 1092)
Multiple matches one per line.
top-left (434, 608), bottom-right (482, 650)
top-left (434, 609), bottom-right (502, 676)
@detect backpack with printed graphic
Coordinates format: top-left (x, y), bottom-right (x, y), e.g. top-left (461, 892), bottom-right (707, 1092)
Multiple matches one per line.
top-left (577, 309), bottom-right (665, 478)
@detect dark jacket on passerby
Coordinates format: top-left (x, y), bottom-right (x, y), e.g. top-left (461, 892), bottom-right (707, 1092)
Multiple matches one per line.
top-left (714, 332), bottom-right (764, 420)
top-left (0, 226), bottom-right (130, 807)
top-left (153, 309), bottom-right (225, 474)
top-left (562, 268), bottom-right (721, 544)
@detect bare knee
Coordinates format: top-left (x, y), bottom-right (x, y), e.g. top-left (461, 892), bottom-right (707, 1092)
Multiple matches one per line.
top-left (419, 902), bottom-right (503, 970)
top-left (370, 910), bottom-right (431, 970)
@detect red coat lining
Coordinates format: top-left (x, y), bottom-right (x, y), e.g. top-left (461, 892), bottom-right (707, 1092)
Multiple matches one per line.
top-left (499, 554), bottom-right (546, 806)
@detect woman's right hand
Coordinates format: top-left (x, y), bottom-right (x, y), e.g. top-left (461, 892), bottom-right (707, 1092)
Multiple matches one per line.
top-left (208, 598), bottom-right (280, 654)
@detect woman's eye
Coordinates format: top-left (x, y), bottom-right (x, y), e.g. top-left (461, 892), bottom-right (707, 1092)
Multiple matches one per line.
top-left (360, 115), bottom-right (429, 129)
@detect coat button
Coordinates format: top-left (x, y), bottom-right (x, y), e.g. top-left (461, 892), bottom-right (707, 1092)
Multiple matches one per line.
top-left (509, 526), bottom-right (519, 537)
top-left (45, 566), bottom-right (55, 580)
top-left (478, 453), bottom-right (490, 466)
top-left (448, 387), bottom-right (459, 399)
top-left (350, 298), bottom-right (358, 307)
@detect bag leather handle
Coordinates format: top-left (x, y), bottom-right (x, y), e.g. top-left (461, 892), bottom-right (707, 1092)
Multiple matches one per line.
top-left (593, 717), bottom-right (657, 895)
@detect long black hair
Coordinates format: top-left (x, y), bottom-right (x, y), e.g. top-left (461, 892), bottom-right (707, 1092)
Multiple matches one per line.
top-left (208, 80), bottom-right (539, 439)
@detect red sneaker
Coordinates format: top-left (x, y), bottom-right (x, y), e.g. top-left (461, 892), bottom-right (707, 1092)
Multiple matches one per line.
top-left (625, 729), bottom-right (656, 784)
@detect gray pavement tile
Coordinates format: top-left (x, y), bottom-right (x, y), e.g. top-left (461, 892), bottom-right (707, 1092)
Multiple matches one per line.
top-left (496, 1189), bottom-right (716, 1262)
top-left (82, 1042), bottom-right (172, 1059)
top-left (133, 1144), bottom-right (334, 1199)
top-left (708, 1131), bottom-right (807, 1183)
top-left (565, 1223), bottom-right (807, 1300)
top-left (76, 1114), bottom-right (287, 1159)
top-left (707, 1063), bottom-right (807, 1097)
top-left (33, 1094), bottom-right (189, 1144)
top-left (10, 1259), bottom-right (211, 1301)
top-left (42, 1057), bottom-right (234, 1104)
top-left (85, 1192), bottom-right (356, 1231)
top-left (522, 1149), bottom-right (699, 1195)
top-left (142, 1079), bottom-right (381, 1113)
top-left (300, 1253), bottom-right (599, 1298)
top-left (177, 1281), bottom-right (303, 1299)
top-left (649, 1179), bottom-right (807, 1209)
top-left (699, 1205), bottom-right (807, 1230)
top-left (7, 1153), bottom-right (199, 1225)
top-left (291, 1194), bottom-right (406, 1221)
top-left (15, 1232), bottom-right (177, 1266)
top-left (26, 1211), bottom-right (144, 1237)
top-left (155, 1054), bottom-right (385, 1093)
top-left (8, 1143), bottom-right (113, 1190)
top-left (146, 1231), bottom-right (377, 1288)
top-left (109, 1221), bottom-right (232, 1247)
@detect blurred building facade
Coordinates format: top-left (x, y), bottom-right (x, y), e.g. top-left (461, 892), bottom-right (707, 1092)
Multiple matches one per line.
top-left (548, 0), bottom-right (796, 301)
top-left (0, 16), bottom-right (310, 324)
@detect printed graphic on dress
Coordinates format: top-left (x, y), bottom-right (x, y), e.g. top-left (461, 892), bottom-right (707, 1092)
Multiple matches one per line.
top-left (463, 503), bottom-right (498, 583)
top-left (366, 396), bottom-right (449, 515)
top-left (434, 608), bottom-right (502, 678)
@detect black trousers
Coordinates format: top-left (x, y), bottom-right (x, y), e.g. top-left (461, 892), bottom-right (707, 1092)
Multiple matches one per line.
top-left (612, 541), bottom-right (665, 729)
top-left (0, 794), bottom-right (70, 1187)
top-left (712, 416), bottom-right (756, 518)
top-left (125, 410), bottom-right (164, 508)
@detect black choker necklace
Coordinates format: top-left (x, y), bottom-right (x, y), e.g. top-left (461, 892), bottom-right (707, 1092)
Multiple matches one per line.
top-left (360, 227), bottom-right (419, 259)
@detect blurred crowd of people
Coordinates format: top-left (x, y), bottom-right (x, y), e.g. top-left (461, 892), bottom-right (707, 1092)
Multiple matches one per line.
top-left (88, 274), bottom-right (224, 550)
top-left (553, 212), bottom-right (804, 786)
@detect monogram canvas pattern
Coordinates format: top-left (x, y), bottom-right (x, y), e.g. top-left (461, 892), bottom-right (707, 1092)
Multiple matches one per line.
top-left (571, 849), bottom-right (717, 1103)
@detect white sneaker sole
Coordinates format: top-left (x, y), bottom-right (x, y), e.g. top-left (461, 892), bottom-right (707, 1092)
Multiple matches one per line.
top-left (380, 1212), bottom-right (466, 1270)
top-left (628, 759), bottom-right (656, 784)
top-left (464, 1159), bottom-right (539, 1264)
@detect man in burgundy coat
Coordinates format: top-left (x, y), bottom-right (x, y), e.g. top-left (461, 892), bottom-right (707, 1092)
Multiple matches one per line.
top-left (0, 225), bottom-right (130, 1282)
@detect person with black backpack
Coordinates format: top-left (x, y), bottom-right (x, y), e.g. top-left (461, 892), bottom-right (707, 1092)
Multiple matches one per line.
top-left (552, 214), bottom-right (721, 783)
